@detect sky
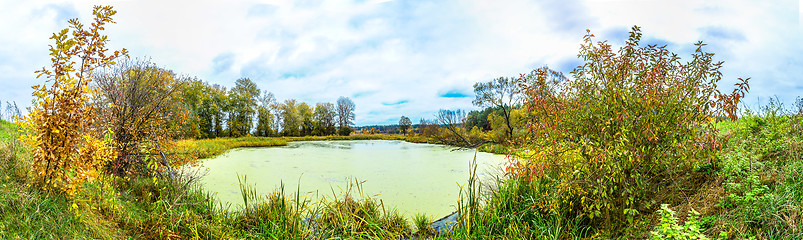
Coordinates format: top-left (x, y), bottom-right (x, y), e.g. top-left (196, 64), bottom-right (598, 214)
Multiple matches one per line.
top-left (1, 0), bottom-right (801, 126)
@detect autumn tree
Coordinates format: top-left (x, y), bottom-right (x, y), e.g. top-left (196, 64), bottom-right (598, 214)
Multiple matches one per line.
top-left (20, 5), bottom-right (126, 195)
top-left (208, 84), bottom-right (229, 137)
top-left (270, 99), bottom-right (284, 136)
top-left (336, 96), bottom-right (355, 135)
top-left (255, 91), bottom-right (276, 137)
top-left (280, 99), bottom-right (300, 136)
top-left (473, 76), bottom-right (525, 142)
top-left (398, 116), bottom-right (412, 135)
top-left (180, 78), bottom-right (207, 138)
top-left (313, 103), bottom-right (337, 135)
top-left (227, 78), bottom-right (259, 137)
top-left (436, 109), bottom-right (474, 146)
top-left (93, 58), bottom-right (187, 176)
top-left (298, 102), bottom-right (314, 136)
top-left (188, 83), bottom-right (229, 138)
top-left (417, 118), bottom-right (439, 137)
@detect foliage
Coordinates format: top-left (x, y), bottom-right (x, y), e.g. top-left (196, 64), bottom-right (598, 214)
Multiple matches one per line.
top-left (465, 106), bottom-right (502, 131)
top-left (280, 99), bottom-right (301, 136)
top-left (398, 116), bottom-right (412, 135)
top-left (255, 91), bottom-right (276, 137)
top-left (473, 76), bottom-right (522, 142)
top-left (312, 102), bottom-right (337, 136)
top-left (436, 109), bottom-right (471, 146)
top-left (227, 78), bottom-right (260, 137)
top-left (182, 81), bottom-right (209, 138)
top-left (297, 102), bottom-right (314, 136)
top-left (338, 126), bottom-right (353, 136)
top-left (709, 102), bottom-right (803, 239)
top-left (205, 84), bottom-right (229, 138)
top-left (183, 79), bottom-right (230, 139)
top-left (418, 118), bottom-right (440, 138)
top-left (94, 57), bottom-right (188, 176)
top-left (178, 80), bottom-right (357, 139)
top-left (511, 26), bottom-right (748, 232)
top-left (650, 204), bottom-right (709, 240)
top-left (487, 108), bottom-right (526, 143)
top-left (19, 5), bottom-right (127, 196)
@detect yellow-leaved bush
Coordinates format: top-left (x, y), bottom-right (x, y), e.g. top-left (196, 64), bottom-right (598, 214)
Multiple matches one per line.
top-left (19, 5), bottom-right (127, 197)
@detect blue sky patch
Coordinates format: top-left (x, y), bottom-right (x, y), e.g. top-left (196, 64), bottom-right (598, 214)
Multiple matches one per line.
top-left (382, 100), bottom-right (409, 106)
top-left (439, 90), bottom-right (470, 98)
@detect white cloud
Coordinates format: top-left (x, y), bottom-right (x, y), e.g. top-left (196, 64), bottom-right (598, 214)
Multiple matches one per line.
top-left (1, 0), bottom-right (801, 124)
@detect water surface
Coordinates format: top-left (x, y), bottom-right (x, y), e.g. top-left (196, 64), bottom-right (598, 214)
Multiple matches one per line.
top-left (189, 140), bottom-right (506, 218)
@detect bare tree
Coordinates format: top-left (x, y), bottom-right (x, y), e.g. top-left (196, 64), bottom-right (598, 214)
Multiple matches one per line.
top-left (4, 102), bottom-right (11, 121)
top-left (4, 101), bottom-right (21, 122)
top-left (336, 96), bottom-right (356, 129)
top-left (436, 109), bottom-right (471, 146)
top-left (12, 102), bottom-right (20, 121)
top-left (418, 118), bottom-right (439, 137)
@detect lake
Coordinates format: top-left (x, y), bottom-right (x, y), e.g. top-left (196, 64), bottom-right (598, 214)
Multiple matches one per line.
top-left (189, 140), bottom-right (507, 218)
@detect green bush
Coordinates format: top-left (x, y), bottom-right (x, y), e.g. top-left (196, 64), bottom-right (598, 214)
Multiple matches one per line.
top-left (650, 204), bottom-right (708, 240)
top-left (338, 127), bottom-right (352, 136)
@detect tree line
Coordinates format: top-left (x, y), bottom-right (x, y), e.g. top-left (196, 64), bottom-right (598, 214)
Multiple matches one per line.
top-left (179, 77), bottom-right (356, 138)
top-left (103, 59), bottom-right (359, 140)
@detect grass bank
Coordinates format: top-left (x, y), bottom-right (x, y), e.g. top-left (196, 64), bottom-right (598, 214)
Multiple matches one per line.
top-left (172, 137), bottom-right (288, 166)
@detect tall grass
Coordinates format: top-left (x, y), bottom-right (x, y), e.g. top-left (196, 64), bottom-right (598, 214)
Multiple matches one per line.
top-left (452, 151), bottom-right (590, 239)
top-left (235, 174), bottom-right (308, 239)
top-left (413, 213), bottom-right (435, 237)
top-left (229, 175), bottom-right (412, 239)
top-left (706, 101), bottom-right (803, 239)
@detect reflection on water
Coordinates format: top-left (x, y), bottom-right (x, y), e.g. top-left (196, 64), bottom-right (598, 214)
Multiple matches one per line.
top-left (187, 140), bottom-right (506, 218)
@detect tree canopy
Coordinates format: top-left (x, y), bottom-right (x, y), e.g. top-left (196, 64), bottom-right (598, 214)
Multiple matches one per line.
top-left (398, 116), bottom-right (412, 135)
top-left (472, 76), bottom-right (523, 141)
